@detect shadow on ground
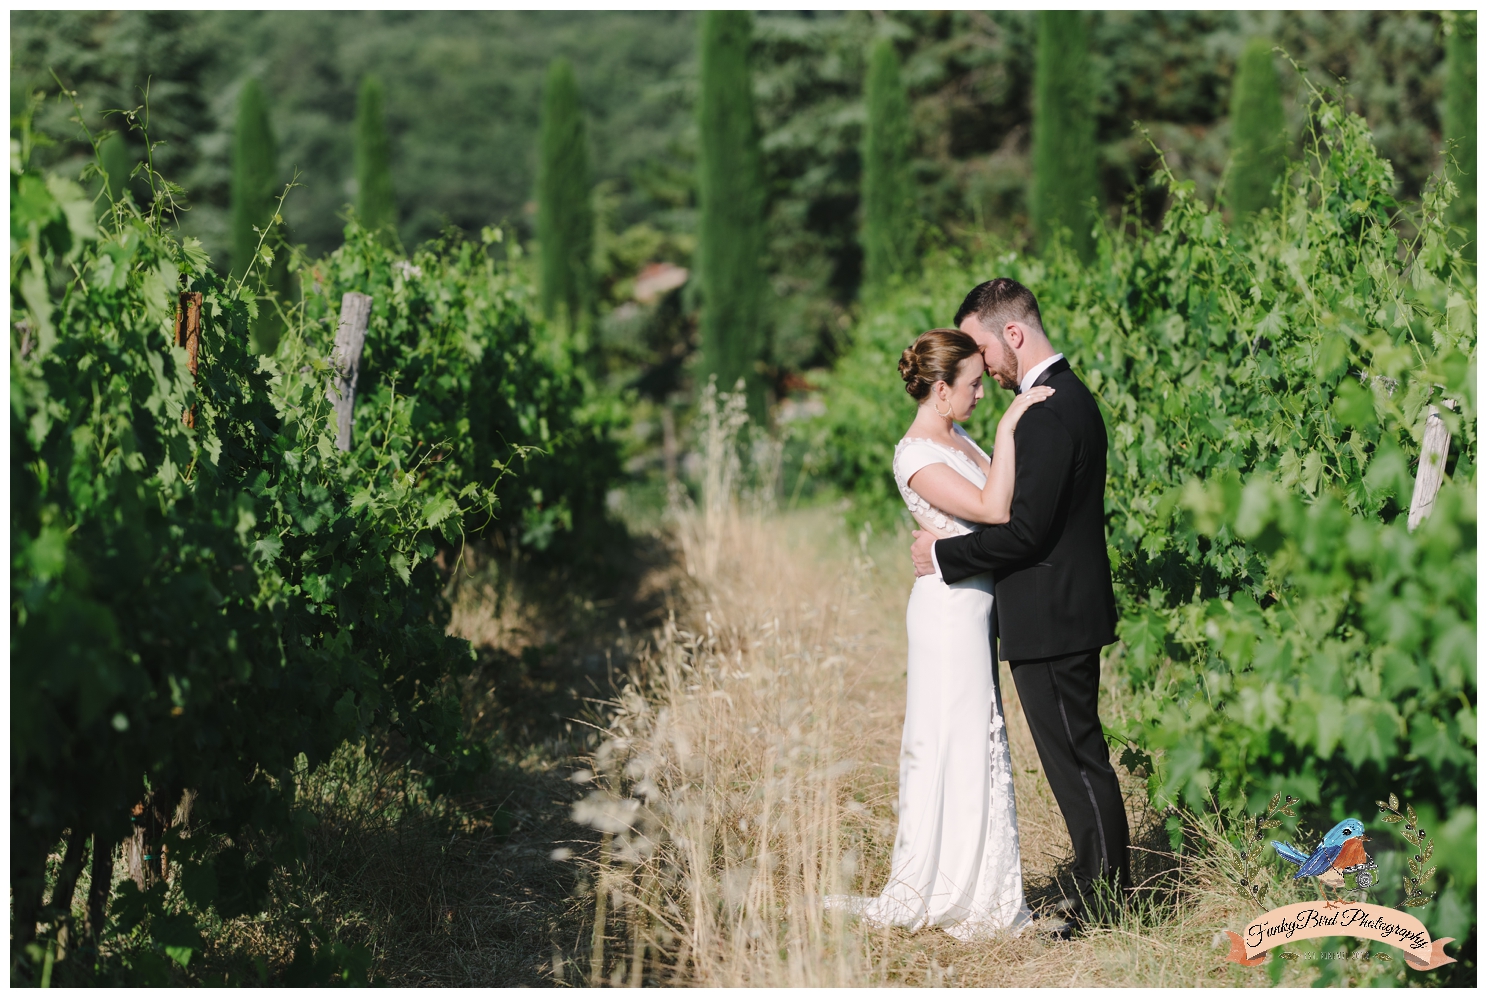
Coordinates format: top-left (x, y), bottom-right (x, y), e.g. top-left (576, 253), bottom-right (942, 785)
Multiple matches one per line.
top-left (283, 527), bottom-right (683, 986)
top-left (1020, 797), bottom-right (1183, 928)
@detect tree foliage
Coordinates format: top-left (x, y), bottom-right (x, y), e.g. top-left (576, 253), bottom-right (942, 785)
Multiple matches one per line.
top-left (97, 130), bottom-right (131, 205)
top-left (807, 91), bottom-right (1476, 961)
top-left (229, 78), bottom-right (288, 353)
top-left (536, 58), bottom-right (595, 328)
top-left (1227, 37), bottom-right (1286, 227)
top-left (697, 11), bottom-right (768, 414)
top-left (859, 37), bottom-right (915, 298)
top-left (229, 78), bottom-right (276, 280)
top-left (1031, 11), bottom-right (1099, 261)
top-left (354, 75), bottom-right (396, 240)
top-left (11, 11), bottom-right (1461, 383)
top-left (1443, 11), bottom-right (1476, 260)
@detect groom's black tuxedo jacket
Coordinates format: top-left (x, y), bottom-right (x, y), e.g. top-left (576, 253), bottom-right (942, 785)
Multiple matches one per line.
top-left (934, 358), bottom-right (1117, 661)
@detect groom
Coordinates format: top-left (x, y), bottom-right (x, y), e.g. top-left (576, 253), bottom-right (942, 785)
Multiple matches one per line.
top-left (910, 278), bottom-right (1129, 928)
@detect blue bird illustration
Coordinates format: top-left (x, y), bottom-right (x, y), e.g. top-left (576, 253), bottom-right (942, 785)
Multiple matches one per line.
top-left (1272, 818), bottom-right (1374, 898)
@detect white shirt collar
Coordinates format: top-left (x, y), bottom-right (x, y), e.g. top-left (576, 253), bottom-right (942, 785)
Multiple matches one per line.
top-left (1019, 353), bottom-right (1065, 395)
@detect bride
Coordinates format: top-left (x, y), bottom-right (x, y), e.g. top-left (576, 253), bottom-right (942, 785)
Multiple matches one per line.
top-left (828, 327), bottom-right (1051, 941)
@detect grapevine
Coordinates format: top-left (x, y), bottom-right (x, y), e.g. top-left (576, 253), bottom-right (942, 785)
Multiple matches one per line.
top-left (10, 91), bottom-right (619, 983)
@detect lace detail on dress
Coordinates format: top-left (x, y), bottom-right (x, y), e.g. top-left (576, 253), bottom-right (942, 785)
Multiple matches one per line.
top-left (941, 694), bottom-right (1031, 940)
top-left (891, 428), bottom-right (991, 535)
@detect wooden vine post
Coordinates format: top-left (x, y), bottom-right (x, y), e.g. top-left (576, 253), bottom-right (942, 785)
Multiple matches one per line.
top-left (47, 831), bottom-right (88, 959)
top-left (125, 787), bottom-right (178, 891)
top-left (84, 830), bottom-right (113, 945)
top-left (1407, 401), bottom-right (1454, 530)
top-left (174, 291), bottom-right (203, 427)
top-left (327, 291), bottom-right (373, 451)
top-left (113, 291), bottom-right (204, 912)
top-left (116, 288), bottom-right (205, 907)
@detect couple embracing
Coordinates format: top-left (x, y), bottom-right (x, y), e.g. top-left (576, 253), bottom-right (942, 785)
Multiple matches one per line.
top-left (827, 278), bottom-right (1129, 941)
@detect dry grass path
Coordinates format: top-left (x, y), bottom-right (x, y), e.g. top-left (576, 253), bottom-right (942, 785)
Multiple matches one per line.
top-left (572, 508), bottom-right (1349, 986)
top-left (318, 507), bottom-right (1366, 985)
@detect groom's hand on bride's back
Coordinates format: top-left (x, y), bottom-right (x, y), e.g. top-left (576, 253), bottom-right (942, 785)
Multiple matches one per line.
top-left (911, 530), bottom-right (937, 577)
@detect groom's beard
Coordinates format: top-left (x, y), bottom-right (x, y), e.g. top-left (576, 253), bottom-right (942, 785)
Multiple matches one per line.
top-left (983, 349), bottom-right (1018, 391)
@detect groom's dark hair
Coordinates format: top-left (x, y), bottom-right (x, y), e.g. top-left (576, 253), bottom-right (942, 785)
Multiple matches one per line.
top-left (954, 278), bottom-right (1044, 337)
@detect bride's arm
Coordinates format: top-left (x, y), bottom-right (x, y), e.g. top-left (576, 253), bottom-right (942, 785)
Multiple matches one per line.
top-left (905, 386), bottom-right (1054, 524)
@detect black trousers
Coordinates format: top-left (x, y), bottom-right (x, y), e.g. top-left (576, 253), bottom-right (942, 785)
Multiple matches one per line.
top-left (1010, 647), bottom-right (1130, 918)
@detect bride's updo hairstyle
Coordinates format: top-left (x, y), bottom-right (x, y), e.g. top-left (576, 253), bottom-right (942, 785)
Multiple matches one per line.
top-left (898, 328), bottom-right (980, 401)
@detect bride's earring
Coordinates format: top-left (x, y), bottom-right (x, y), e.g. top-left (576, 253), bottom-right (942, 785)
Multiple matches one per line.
top-left (933, 398), bottom-right (952, 418)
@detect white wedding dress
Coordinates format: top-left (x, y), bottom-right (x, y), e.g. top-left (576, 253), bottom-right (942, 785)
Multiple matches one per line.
top-left (827, 426), bottom-right (1032, 941)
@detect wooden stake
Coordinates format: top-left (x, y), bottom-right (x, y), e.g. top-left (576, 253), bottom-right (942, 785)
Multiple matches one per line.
top-left (126, 802), bottom-right (148, 889)
top-left (1407, 402), bottom-right (1453, 530)
top-left (125, 786), bottom-right (177, 891)
top-left (327, 292), bottom-right (373, 451)
top-left (174, 292), bottom-right (203, 428)
top-left (85, 834), bottom-right (113, 947)
top-left (49, 829), bottom-right (88, 961)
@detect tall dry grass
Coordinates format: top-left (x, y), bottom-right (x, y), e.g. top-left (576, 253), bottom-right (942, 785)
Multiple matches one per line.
top-left (566, 392), bottom-right (1385, 987)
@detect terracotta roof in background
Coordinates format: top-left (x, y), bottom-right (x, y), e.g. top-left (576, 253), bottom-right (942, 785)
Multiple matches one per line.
top-left (634, 262), bottom-right (689, 303)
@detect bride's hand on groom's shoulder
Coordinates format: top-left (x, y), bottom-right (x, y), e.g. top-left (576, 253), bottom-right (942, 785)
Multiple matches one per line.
top-left (997, 385), bottom-right (1054, 435)
top-left (910, 530), bottom-right (937, 577)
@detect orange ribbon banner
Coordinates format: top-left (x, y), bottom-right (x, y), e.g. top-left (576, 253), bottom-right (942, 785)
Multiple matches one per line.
top-left (1224, 901), bottom-right (1456, 970)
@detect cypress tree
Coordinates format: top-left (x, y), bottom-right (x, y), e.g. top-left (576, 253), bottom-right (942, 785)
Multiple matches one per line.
top-left (230, 78), bottom-right (286, 352)
top-left (98, 131), bottom-right (130, 206)
top-left (1228, 37), bottom-right (1287, 229)
top-left (355, 75), bottom-right (397, 239)
top-left (697, 10), bottom-right (767, 413)
top-left (231, 78), bottom-right (278, 280)
top-left (1444, 12), bottom-right (1476, 259)
top-left (861, 37), bottom-right (916, 297)
top-left (536, 58), bottom-right (595, 328)
top-left (1031, 10), bottom-right (1099, 262)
